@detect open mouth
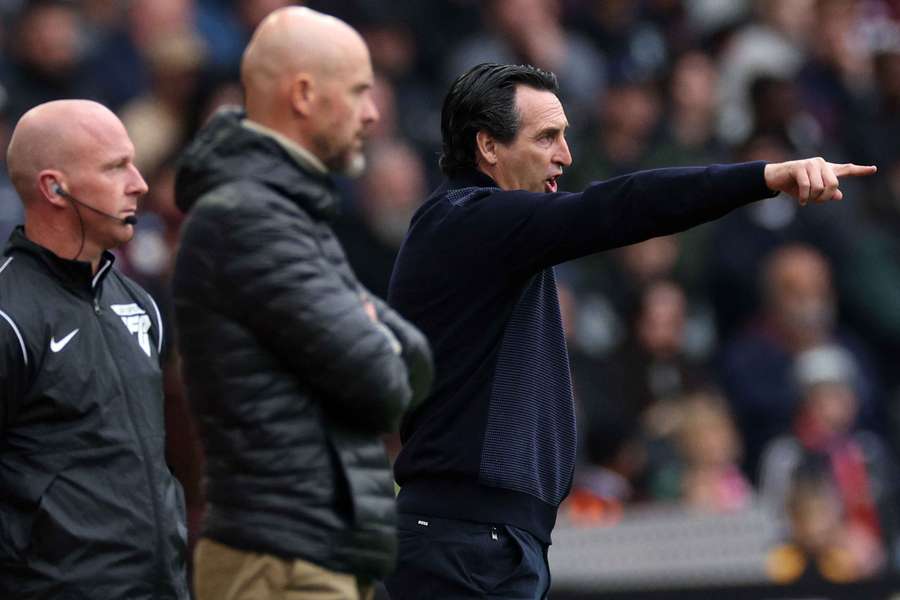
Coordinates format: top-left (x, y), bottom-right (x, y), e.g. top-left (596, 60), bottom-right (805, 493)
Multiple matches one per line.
top-left (544, 175), bottom-right (560, 193)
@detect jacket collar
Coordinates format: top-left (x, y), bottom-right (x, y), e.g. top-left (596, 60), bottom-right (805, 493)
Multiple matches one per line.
top-left (175, 106), bottom-right (342, 222)
top-left (447, 168), bottom-right (500, 191)
top-left (5, 226), bottom-right (115, 297)
top-left (241, 119), bottom-right (328, 176)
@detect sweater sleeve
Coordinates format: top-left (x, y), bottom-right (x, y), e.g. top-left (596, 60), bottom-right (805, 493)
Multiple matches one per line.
top-left (477, 161), bottom-right (775, 273)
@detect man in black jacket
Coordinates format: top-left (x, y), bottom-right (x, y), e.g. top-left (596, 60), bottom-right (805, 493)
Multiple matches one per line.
top-left (172, 7), bottom-right (433, 600)
top-left (0, 99), bottom-right (188, 598)
top-left (384, 63), bottom-right (877, 599)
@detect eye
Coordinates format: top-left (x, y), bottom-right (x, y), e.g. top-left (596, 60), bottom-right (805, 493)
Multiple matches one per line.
top-left (105, 158), bottom-right (130, 171)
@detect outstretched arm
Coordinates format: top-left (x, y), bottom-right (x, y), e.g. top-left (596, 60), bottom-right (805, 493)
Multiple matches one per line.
top-left (476, 159), bottom-right (878, 274)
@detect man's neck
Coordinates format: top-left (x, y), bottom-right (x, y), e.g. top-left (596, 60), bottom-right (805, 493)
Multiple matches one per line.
top-left (476, 165), bottom-right (505, 189)
top-left (24, 219), bottom-right (103, 273)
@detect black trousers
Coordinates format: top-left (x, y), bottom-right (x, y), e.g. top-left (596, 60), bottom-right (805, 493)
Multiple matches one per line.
top-left (384, 513), bottom-right (551, 599)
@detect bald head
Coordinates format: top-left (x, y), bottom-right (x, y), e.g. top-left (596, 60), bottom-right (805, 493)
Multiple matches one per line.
top-left (238, 6), bottom-right (379, 176)
top-left (7, 100), bottom-right (127, 205)
top-left (241, 7), bottom-right (368, 115)
top-left (6, 99), bottom-right (146, 267)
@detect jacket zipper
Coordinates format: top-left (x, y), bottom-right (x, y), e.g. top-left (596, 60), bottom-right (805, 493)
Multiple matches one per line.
top-left (93, 289), bottom-right (167, 597)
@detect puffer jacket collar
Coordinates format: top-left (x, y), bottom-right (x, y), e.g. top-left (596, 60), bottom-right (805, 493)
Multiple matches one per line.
top-left (174, 106), bottom-right (341, 222)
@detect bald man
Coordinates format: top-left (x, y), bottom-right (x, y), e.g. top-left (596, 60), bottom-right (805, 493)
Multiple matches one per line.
top-left (0, 100), bottom-right (188, 598)
top-left (172, 8), bottom-right (433, 600)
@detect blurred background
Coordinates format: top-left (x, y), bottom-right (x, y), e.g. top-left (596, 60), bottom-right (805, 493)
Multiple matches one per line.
top-left (4, 0), bottom-right (900, 597)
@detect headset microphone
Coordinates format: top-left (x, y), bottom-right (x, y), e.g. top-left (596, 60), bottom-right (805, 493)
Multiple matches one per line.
top-left (53, 184), bottom-right (137, 226)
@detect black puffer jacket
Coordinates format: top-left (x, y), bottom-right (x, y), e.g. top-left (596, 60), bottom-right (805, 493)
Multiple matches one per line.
top-left (172, 107), bottom-right (432, 578)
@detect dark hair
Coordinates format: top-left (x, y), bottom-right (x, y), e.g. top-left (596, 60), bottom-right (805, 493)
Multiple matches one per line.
top-left (439, 63), bottom-right (559, 177)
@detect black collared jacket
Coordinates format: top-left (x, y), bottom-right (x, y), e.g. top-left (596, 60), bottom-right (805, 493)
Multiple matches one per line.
top-left (0, 227), bottom-right (188, 599)
top-left (172, 107), bottom-right (433, 579)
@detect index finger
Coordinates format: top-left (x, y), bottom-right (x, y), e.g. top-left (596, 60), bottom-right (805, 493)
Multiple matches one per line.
top-left (830, 163), bottom-right (878, 177)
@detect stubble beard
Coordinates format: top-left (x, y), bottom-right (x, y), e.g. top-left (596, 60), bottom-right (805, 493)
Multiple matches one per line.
top-left (325, 145), bottom-right (366, 178)
top-left (316, 130), bottom-right (367, 178)
top-left (341, 152), bottom-right (367, 178)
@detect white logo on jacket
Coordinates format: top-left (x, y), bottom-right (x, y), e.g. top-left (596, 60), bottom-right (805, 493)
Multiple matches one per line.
top-left (50, 328), bottom-right (79, 352)
top-left (111, 303), bottom-right (152, 357)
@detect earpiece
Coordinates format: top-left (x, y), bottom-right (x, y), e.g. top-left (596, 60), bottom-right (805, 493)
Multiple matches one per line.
top-left (53, 182), bottom-right (137, 226)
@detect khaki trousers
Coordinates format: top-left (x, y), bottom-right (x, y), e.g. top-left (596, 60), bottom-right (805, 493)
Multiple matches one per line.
top-left (194, 537), bottom-right (375, 600)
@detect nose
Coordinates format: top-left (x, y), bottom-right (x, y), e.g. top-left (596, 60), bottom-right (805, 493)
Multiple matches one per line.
top-left (556, 136), bottom-right (573, 168)
top-left (129, 164), bottom-right (149, 196)
top-left (362, 92), bottom-right (379, 127)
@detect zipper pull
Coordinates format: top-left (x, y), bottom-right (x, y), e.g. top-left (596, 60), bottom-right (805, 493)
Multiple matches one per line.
top-left (93, 297), bottom-right (101, 314)
top-left (491, 527), bottom-right (499, 541)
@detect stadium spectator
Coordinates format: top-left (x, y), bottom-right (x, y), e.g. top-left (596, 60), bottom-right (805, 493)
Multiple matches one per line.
top-left (766, 459), bottom-right (884, 584)
top-left (644, 50), bottom-right (724, 169)
top-left (568, 279), bottom-right (716, 517)
top-left (721, 244), bottom-right (883, 478)
top-left (759, 345), bottom-right (896, 567)
top-left (0, 110), bottom-right (21, 243)
top-left (87, 0), bottom-right (199, 111)
top-left (566, 0), bottom-right (669, 83)
top-left (584, 280), bottom-right (710, 495)
top-left (561, 278), bottom-right (631, 525)
top-left (839, 156), bottom-right (900, 388)
top-left (119, 30), bottom-right (207, 176)
top-left (795, 0), bottom-right (871, 146)
top-left (335, 138), bottom-right (428, 298)
top-left (446, 0), bottom-right (605, 124)
top-left (654, 391), bottom-right (752, 512)
top-left (1, 0), bottom-right (99, 121)
top-left (747, 74), bottom-right (823, 156)
top-left (567, 78), bottom-right (662, 188)
top-left (717, 0), bottom-right (815, 144)
top-left (709, 134), bottom-right (853, 339)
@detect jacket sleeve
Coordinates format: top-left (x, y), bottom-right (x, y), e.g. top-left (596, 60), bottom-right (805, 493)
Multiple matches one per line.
top-left (0, 310), bottom-right (29, 435)
top-left (208, 193), bottom-right (415, 433)
top-left (369, 294), bottom-right (434, 411)
top-left (472, 161), bottom-right (776, 274)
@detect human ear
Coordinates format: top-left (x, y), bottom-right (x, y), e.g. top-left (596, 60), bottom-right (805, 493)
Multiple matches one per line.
top-left (475, 130), bottom-right (498, 166)
top-left (289, 74), bottom-right (315, 117)
top-left (38, 171), bottom-right (69, 208)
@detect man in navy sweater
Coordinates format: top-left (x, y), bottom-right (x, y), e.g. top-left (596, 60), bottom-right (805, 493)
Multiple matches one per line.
top-left (384, 63), bottom-right (875, 599)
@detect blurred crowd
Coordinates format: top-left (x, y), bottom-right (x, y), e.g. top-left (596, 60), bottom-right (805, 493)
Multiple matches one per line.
top-left (3, 0), bottom-right (900, 588)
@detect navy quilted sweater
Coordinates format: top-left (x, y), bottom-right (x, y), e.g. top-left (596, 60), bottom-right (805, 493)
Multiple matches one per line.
top-left (388, 163), bottom-right (774, 542)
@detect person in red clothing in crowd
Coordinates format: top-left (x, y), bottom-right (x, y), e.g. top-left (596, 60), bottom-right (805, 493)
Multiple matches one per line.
top-left (760, 344), bottom-right (895, 579)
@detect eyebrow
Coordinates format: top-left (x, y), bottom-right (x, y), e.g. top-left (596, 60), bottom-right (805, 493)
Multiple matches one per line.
top-left (102, 155), bottom-right (131, 169)
top-left (535, 123), bottom-right (568, 138)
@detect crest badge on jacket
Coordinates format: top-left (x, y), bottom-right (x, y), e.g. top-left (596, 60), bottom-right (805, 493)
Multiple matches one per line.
top-left (111, 303), bottom-right (152, 357)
